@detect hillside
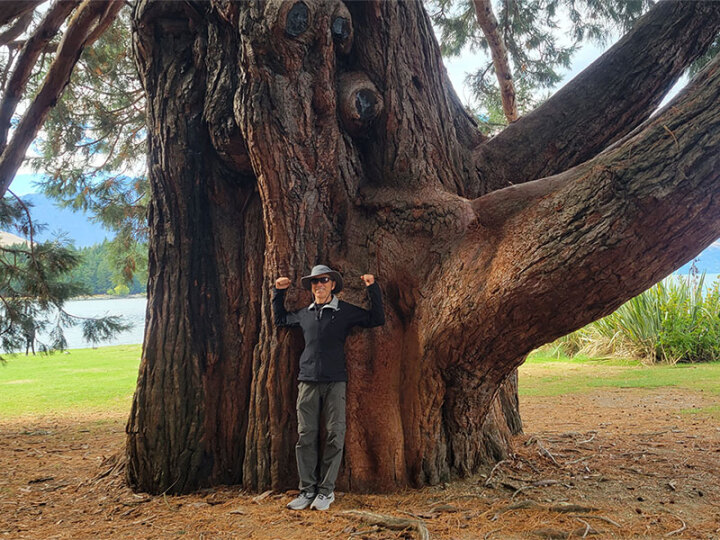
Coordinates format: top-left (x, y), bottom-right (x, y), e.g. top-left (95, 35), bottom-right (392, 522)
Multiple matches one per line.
top-left (22, 193), bottom-right (111, 247)
top-left (0, 231), bottom-right (28, 247)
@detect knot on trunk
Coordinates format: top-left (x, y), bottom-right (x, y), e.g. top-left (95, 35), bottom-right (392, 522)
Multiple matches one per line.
top-left (330, 3), bottom-right (353, 55)
top-left (285, 1), bottom-right (309, 37)
top-left (338, 72), bottom-right (383, 137)
top-left (265, 0), bottom-right (316, 48)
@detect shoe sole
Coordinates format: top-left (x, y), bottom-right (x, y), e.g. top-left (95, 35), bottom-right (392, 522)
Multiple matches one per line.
top-left (310, 498), bottom-right (334, 511)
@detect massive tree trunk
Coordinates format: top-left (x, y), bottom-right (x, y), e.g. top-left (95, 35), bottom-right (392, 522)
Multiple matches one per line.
top-left (126, 0), bottom-right (720, 494)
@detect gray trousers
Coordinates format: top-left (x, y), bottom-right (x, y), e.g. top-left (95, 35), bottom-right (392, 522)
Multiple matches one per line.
top-left (296, 381), bottom-right (346, 495)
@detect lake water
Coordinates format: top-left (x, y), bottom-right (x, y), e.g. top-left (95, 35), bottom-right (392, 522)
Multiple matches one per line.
top-left (53, 296), bottom-right (147, 349)
top-left (29, 273), bottom-right (720, 350)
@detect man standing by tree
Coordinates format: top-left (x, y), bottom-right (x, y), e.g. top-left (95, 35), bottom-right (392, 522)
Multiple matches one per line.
top-left (273, 265), bottom-right (385, 510)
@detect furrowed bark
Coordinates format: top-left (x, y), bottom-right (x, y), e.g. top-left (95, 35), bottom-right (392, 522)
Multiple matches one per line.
top-left (345, 0), bottom-right (478, 195)
top-left (229, 0), bottom-right (520, 492)
top-left (472, 0), bottom-right (517, 122)
top-left (473, 0), bottom-right (720, 196)
top-left (0, 0), bottom-right (80, 152)
top-left (126, 0), bottom-right (263, 494)
top-left (0, 0), bottom-right (121, 196)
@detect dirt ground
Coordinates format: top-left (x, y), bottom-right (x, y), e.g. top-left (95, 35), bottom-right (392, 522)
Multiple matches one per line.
top-left (2, 387), bottom-right (720, 539)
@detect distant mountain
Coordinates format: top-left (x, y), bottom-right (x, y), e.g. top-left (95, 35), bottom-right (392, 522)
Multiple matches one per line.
top-left (21, 193), bottom-right (112, 247)
top-left (675, 243), bottom-right (720, 274)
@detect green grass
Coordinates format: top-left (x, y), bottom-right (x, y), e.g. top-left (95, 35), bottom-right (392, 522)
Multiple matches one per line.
top-left (522, 350), bottom-right (720, 403)
top-left (0, 345), bottom-right (141, 419)
top-left (2, 345), bottom-right (719, 420)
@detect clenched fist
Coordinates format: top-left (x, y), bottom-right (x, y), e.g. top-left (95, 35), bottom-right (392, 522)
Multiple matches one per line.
top-left (275, 277), bottom-right (291, 289)
top-left (360, 274), bottom-right (375, 286)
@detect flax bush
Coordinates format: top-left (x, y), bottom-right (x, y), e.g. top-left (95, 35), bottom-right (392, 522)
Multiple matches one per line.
top-left (551, 275), bottom-right (720, 364)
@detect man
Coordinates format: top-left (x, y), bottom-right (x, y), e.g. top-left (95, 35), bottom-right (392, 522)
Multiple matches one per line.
top-left (273, 264), bottom-right (385, 511)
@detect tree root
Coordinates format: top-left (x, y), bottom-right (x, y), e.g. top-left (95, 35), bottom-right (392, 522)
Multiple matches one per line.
top-left (340, 510), bottom-right (430, 540)
top-left (491, 500), bottom-right (598, 521)
top-left (484, 458), bottom-right (511, 487)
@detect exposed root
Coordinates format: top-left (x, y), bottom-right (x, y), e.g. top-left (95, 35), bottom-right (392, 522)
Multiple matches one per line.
top-left (91, 451), bottom-right (125, 484)
top-left (340, 510), bottom-right (430, 540)
top-left (484, 459), bottom-right (511, 487)
top-left (511, 479), bottom-right (561, 500)
top-left (492, 501), bottom-right (598, 521)
top-left (526, 437), bottom-right (562, 467)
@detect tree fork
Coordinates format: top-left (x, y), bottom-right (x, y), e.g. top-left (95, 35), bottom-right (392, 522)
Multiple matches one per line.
top-left (472, 0), bottom-right (720, 196)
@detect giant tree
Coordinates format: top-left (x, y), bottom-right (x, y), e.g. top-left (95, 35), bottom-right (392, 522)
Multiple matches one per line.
top-left (1, 0), bottom-right (719, 496)
top-left (122, 0), bottom-right (720, 494)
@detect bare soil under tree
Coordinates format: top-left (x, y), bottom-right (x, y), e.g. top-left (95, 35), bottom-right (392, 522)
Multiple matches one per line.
top-left (3, 386), bottom-right (719, 539)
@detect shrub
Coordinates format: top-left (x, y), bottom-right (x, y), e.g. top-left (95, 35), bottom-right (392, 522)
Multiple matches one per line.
top-left (550, 274), bottom-right (720, 364)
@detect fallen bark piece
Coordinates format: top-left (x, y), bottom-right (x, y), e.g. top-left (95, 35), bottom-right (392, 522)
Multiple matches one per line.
top-left (340, 510), bottom-right (430, 540)
top-left (429, 503), bottom-right (459, 513)
top-left (252, 489), bottom-right (273, 503)
top-left (550, 504), bottom-right (598, 513)
top-left (228, 507), bottom-right (246, 515)
top-left (28, 476), bottom-right (54, 484)
top-left (533, 527), bottom-right (598, 539)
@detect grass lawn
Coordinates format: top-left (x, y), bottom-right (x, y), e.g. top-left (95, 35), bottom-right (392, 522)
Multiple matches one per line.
top-left (2, 345), bottom-right (719, 420)
top-left (522, 350), bottom-right (720, 417)
top-left (0, 345), bottom-right (141, 419)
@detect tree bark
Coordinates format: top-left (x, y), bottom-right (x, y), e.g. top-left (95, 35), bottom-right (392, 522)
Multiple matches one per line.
top-left (126, 0), bottom-right (720, 494)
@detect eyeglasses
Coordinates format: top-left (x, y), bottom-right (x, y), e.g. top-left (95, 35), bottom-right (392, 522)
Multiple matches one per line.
top-left (310, 277), bottom-right (331, 285)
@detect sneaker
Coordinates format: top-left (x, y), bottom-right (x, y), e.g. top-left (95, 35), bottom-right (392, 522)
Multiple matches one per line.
top-left (310, 492), bottom-right (335, 511)
top-left (286, 491), bottom-right (316, 510)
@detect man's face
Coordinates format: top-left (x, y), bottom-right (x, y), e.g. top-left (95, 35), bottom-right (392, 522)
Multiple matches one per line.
top-left (311, 274), bottom-right (335, 305)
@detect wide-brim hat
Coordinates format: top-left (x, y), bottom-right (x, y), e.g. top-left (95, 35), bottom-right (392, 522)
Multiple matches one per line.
top-left (301, 264), bottom-right (343, 293)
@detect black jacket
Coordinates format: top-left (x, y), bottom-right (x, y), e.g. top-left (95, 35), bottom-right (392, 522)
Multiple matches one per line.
top-left (272, 283), bottom-right (385, 382)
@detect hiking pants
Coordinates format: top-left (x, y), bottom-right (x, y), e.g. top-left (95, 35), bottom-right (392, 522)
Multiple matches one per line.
top-left (296, 381), bottom-right (346, 495)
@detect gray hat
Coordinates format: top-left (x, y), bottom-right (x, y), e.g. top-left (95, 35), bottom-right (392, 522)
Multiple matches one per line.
top-left (301, 264), bottom-right (343, 293)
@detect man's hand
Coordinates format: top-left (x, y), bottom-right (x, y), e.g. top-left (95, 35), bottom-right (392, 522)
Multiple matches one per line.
top-left (360, 274), bottom-right (375, 287)
top-left (275, 277), bottom-right (291, 289)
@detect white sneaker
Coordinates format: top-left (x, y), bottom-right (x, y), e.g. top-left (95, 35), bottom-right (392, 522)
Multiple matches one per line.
top-left (310, 492), bottom-right (335, 511)
top-left (286, 491), bottom-right (316, 510)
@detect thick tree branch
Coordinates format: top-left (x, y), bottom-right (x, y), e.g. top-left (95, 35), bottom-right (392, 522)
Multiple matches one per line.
top-left (0, 0), bottom-right (80, 152)
top-left (472, 0), bottom-right (517, 122)
top-left (421, 54), bottom-right (720, 427)
top-left (469, 53), bottom-right (720, 365)
top-left (472, 0), bottom-right (720, 196)
top-left (0, 10), bottom-right (34, 47)
top-left (0, 1), bottom-right (44, 28)
top-left (0, 0), bottom-right (121, 197)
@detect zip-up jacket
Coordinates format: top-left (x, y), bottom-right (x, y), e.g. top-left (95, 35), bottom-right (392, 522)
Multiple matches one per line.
top-left (272, 282), bottom-right (385, 382)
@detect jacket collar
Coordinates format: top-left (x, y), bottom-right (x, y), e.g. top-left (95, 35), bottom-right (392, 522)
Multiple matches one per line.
top-left (308, 295), bottom-right (340, 312)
